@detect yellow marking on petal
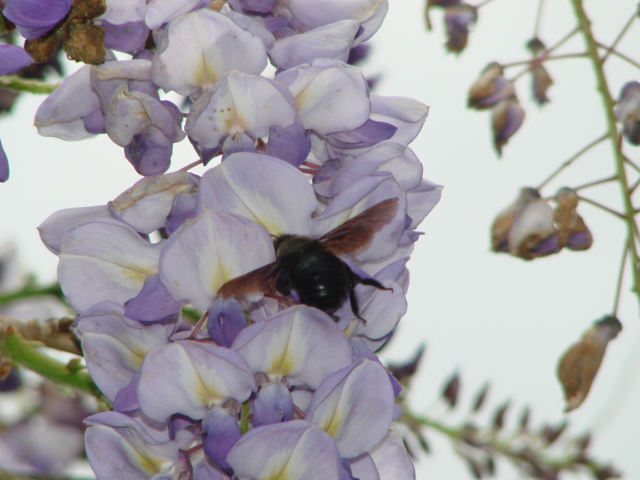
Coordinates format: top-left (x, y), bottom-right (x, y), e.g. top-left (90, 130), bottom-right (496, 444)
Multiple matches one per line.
top-left (193, 57), bottom-right (218, 91)
top-left (128, 446), bottom-right (169, 475)
top-left (262, 451), bottom-right (294, 480)
top-left (319, 407), bottom-right (345, 439)
top-left (267, 347), bottom-right (296, 378)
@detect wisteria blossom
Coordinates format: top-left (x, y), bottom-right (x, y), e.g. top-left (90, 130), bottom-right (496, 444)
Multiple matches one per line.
top-left (21, 0), bottom-right (443, 478)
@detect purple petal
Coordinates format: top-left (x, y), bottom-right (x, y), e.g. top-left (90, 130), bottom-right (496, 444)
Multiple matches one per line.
top-left (3, 0), bottom-right (72, 39)
top-left (251, 382), bottom-right (294, 427)
top-left (166, 192), bottom-right (198, 236)
top-left (328, 119), bottom-right (396, 150)
top-left (124, 274), bottom-right (181, 322)
top-left (124, 128), bottom-right (173, 176)
top-left (201, 406), bottom-right (242, 469)
top-left (207, 297), bottom-right (247, 347)
top-left (236, 0), bottom-right (275, 13)
top-left (0, 45), bottom-right (34, 76)
top-left (38, 205), bottom-right (112, 254)
top-left (0, 139), bottom-right (9, 183)
top-left (369, 94), bottom-right (429, 147)
top-left (369, 431), bottom-right (415, 479)
top-left (266, 121), bottom-right (311, 167)
top-left (144, 0), bottom-right (207, 29)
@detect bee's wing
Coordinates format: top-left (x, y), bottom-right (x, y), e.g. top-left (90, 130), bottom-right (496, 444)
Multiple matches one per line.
top-left (319, 197), bottom-right (399, 255)
top-left (217, 262), bottom-right (279, 298)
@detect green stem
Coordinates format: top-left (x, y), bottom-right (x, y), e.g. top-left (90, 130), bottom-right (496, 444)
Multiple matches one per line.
top-left (534, 0), bottom-right (546, 38)
top-left (502, 52), bottom-right (587, 69)
top-left (0, 75), bottom-right (58, 94)
top-left (1, 331), bottom-right (102, 398)
top-left (572, 174), bottom-right (618, 192)
top-left (597, 42), bottom-right (640, 70)
top-left (569, 0), bottom-right (640, 305)
top-left (0, 282), bottom-right (64, 305)
top-left (240, 400), bottom-right (250, 434)
top-left (599, 10), bottom-right (638, 64)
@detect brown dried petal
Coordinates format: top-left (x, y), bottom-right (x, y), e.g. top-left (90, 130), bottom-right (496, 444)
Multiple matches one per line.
top-left (471, 382), bottom-right (490, 412)
top-left (25, 33), bottom-right (61, 64)
top-left (63, 22), bottom-right (106, 65)
top-left (387, 344), bottom-right (426, 385)
top-left (531, 63), bottom-right (553, 105)
top-left (540, 420), bottom-right (567, 445)
top-left (468, 62), bottom-right (515, 110)
top-left (557, 316), bottom-right (622, 412)
top-left (491, 187), bottom-right (540, 253)
top-left (518, 405), bottom-right (531, 431)
top-left (491, 400), bottom-right (510, 431)
top-left (492, 97), bottom-right (525, 155)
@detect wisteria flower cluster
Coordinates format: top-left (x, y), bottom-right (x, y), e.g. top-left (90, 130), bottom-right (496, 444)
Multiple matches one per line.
top-left (15, 1), bottom-right (443, 478)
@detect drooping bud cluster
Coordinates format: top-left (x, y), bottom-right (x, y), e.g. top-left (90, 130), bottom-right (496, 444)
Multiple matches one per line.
top-left (491, 187), bottom-right (592, 260)
top-left (615, 81), bottom-right (640, 145)
top-left (468, 62), bottom-right (525, 155)
top-left (425, 0), bottom-right (477, 54)
top-left (31, 1), bottom-right (442, 479)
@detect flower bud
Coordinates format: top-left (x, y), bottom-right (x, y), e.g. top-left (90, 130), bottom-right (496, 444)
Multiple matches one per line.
top-left (553, 187), bottom-right (593, 251)
top-left (614, 81), bottom-right (640, 145)
top-left (443, 4), bottom-right (477, 53)
top-left (491, 188), bottom-right (559, 260)
top-left (492, 97), bottom-right (525, 155)
top-left (468, 62), bottom-right (515, 110)
top-left (526, 38), bottom-right (553, 105)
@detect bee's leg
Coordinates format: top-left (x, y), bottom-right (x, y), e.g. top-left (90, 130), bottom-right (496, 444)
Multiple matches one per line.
top-left (346, 270), bottom-right (367, 324)
top-left (355, 274), bottom-right (393, 292)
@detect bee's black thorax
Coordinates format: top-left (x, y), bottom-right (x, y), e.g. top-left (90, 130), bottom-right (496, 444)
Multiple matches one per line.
top-left (274, 234), bottom-right (350, 314)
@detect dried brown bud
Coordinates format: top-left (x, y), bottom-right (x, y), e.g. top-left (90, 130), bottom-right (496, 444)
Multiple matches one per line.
top-left (471, 382), bottom-right (490, 412)
top-left (557, 316), bottom-right (622, 412)
top-left (518, 405), bottom-right (531, 431)
top-left (468, 62), bottom-right (515, 110)
top-left (492, 188), bottom-right (560, 260)
top-left (25, 33), bottom-right (61, 64)
top-left (553, 187), bottom-right (593, 251)
top-left (492, 97), bottom-right (525, 155)
top-left (64, 22), bottom-right (106, 65)
top-left (530, 63), bottom-right (553, 105)
top-left (443, 4), bottom-right (477, 53)
top-left (540, 420), bottom-right (567, 444)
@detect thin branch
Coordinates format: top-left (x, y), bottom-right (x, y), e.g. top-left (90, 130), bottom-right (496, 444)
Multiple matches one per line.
top-left (534, 0), bottom-right (546, 38)
top-left (570, 0), bottom-right (640, 305)
top-left (572, 175), bottom-right (618, 192)
top-left (577, 196), bottom-right (625, 219)
top-left (536, 133), bottom-right (609, 190)
top-left (612, 239), bottom-right (629, 317)
top-left (475, 0), bottom-right (499, 9)
top-left (502, 52), bottom-right (587, 69)
top-left (597, 42), bottom-right (640, 70)
top-left (600, 10), bottom-right (638, 64)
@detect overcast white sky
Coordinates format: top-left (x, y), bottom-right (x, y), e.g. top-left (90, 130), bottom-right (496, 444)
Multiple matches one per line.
top-left (0, 0), bottom-right (639, 478)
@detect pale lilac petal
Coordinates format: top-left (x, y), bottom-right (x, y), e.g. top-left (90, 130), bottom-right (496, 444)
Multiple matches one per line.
top-left (77, 306), bottom-right (170, 400)
top-left (145, 0), bottom-right (205, 29)
top-left (85, 412), bottom-right (180, 480)
top-left (159, 208), bottom-right (275, 310)
top-left (231, 305), bottom-right (352, 388)
top-left (98, 0), bottom-right (146, 24)
top-left (369, 95), bottom-right (429, 146)
top-left (307, 359), bottom-right (395, 458)
top-left (198, 152), bottom-right (317, 236)
top-left (38, 205), bottom-right (112, 254)
top-left (110, 172), bottom-right (199, 235)
top-left (58, 219), bottom-right (162, 313)
top-left (35, 65), bottom-right (102, 140)
top-left (350, 454), bottom-right (380, 480)
top-left (102, 21), bottom-right (150, 53)
top-left (137, 341), bottom-right (255, 422)
top-left (269, 20), bottom-right (360, 70)
top-left (150, 9), bottom-right (268, 97)
top-left (370, 431), bottom-right (415, 480)
top-left (0, 45), bottom-right (34, 76)
top-left (288, 0), bottom-right (387, 43)
top-left (227, 421), bottom-right (343, 480)
top-left (327, 119), bottom-right (396, 151)
top-left (186, 71), bottom-right (297, 149)
top-left (166, 192), bottom-right (198, 235)
top-left (406, 178), bottom-right (443, 229)
top-left (276, 59), bottom-right (370, 135)
top-left (207, 297), bottom-right (247, 347)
